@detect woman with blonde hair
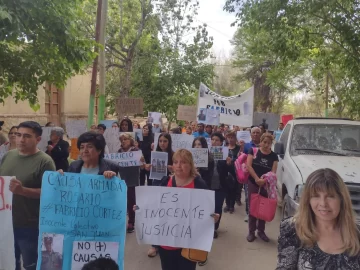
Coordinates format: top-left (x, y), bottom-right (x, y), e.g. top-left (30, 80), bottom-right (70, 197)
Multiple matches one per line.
top-left (246, 132), bottom-right (278, 242)
top-left (156, 149), bottom-right (220, 270)
top-left (277, 168), bottom-right (360, 269)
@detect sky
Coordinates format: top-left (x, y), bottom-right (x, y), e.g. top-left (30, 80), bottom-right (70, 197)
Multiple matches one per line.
top-left (197, 0), bottom-right (237, 58)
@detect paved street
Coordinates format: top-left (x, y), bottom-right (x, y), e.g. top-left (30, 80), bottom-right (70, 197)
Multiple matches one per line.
top-left (124, 199), bottom-right (282, 270)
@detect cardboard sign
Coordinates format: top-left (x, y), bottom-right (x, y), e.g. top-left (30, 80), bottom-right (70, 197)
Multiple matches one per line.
top-left (177, 105), bottom-right (197, 122)
top-left (37, 172), bottom-right (127, 270)
top-left (116, 98), bottom-right (144, 114)
top-left (135, 186), bottom-right (215, 252)
top-left (0, 176), bottom-right (15, 270)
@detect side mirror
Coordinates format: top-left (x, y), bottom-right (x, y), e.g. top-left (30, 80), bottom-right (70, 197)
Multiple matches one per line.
top-left (274, 142), bottom-right (285, 158)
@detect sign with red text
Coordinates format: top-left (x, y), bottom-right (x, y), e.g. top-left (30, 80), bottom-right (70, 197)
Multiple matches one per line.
top-left (135, 186), bottom-right (215, 251)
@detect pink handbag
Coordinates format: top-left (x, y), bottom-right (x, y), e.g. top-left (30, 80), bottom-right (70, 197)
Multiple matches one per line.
top-left (250, 186), bottom-right (277, 222)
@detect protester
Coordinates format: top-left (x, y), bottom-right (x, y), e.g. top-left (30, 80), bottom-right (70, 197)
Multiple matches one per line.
top-left (0, 125), bottom-right (18, 152)
top-left (259, 124), bottom-right (266, 135)
top-left (243, 126), bottom-right (262, 222)
top-left (96, 124), bottom-right (110, 154)
top-left (0, 121), bottom-right (7, 145)
top-left (246, 133), bottom-right (278, 242)
top-left (45, 127), bottom-right (69, 171)
top-left (205, 125), bottom-right (213, 136)
top-left (274, 122), bottom-right (284, 142)
top-left (112, 122), bottom-right (119, 129)
top-left (82, 258), bottom-right (119, 270)
top-left (0, 121), bottom-right (56, 270)
top-left (155, 149), bottom-right (219, 270)
top-left (133, 123), bottom-right (141, 129)
top-left (120, 118), bottom-right (134, 132)
top-left (139, 124), bottom-right (153, 186)
top-left (118, 132), bottom-right (144, 233)
top-left (210, 132), bottom-right (228, 239)
top-left (193, 123), bottom-right (210, 138)
top-left (191, 121), bottom-right (197, 133)
top-left (277, 168), bottom-right (360, 269)
top-left (185, 126), bottom-right (193, 135)
top-left (145, 132), bottom-right (174, 258)
top-left (170, 127), bottom-right (181, 134)
top-left (192, 136), bottom-right (214, 189)
top-left (223, 131), bottom-right (241, 214)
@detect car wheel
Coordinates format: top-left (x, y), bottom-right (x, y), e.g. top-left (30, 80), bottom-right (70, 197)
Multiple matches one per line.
top-left (282, 194), bottom-right (290, 219)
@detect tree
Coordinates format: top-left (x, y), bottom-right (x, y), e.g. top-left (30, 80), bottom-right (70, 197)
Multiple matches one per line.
top-left (0, 0), bottom-right (95, 106)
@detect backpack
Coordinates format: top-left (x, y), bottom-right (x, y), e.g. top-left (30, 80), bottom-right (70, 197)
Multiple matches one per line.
top-left (235, 148), bottom-right (258, 184)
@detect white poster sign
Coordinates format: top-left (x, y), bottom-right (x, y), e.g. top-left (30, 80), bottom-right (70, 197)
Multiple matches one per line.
top-left (154, 133), bottom-right (194, 151)
top-left (103, 128), bottom-right (121, 153)
top-left (148, 112), bottom-right (162, 125)
top-left (206, 138), bottom-right (212, 149)
top-left (134, 129), bottom-right (143, 141)
top-left (237, 131), bottom-right (251, 143)
top-left (210, 146), bottom-right (229, 160)
top-left (197, 108), bottom-right (220, 126)
top-left (150, 152), bottom-right (168, 180)
top-left (65, 120), bottom-right (87, 139)
top-left (38, 127), bottom-right (53, 152)
top-left (104, 151), bottom-right (143, 167)
top-left (0, 176), bottom-right (15, 270)
top-left (197, 83), bottom-right (254, 126)
top-left (189, 148), bottom-right (208, 168)
top-left (135, 186), bottom-right (215, 252)
top-left (71, 241), bottom-right (119, 270)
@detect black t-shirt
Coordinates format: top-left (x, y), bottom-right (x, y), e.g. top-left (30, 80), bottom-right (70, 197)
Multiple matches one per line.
top-left (248, 148), bottom-right (278, 186)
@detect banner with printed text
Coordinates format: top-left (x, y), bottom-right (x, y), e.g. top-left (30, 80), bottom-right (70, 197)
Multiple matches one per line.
top-left (37, 172), bottom-right (127, 270)
top-left (197, 83), bottom-right (254, 126)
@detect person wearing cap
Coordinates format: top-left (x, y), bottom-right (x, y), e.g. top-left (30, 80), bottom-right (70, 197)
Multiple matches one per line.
top-left (192, 123), bottom-right (210, 138)
top-left (41, 236), bottom-right (62, 270)
top-left (0, 121), bottom-right (56, 270)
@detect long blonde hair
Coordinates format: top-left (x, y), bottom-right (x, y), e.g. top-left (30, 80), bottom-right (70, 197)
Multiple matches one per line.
top-left (172, 149), bottom-right (199, 179)
top-left (294, 168), bottom-right (360, 256)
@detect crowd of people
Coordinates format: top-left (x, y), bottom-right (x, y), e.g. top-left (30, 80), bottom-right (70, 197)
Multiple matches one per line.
top-left (0, 117), bottom-right (359, 270)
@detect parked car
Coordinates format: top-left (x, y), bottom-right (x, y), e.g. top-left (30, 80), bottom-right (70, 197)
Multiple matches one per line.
top-left (274, 117), bottom-right (360, 222)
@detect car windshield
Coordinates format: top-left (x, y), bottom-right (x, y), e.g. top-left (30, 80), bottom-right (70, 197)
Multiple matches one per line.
top-left (290, 124), bottom-right (360, 157)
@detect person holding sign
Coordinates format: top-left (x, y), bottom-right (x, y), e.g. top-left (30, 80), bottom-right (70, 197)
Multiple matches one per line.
top-left (118, 133), bottom-right (144, 233)
top-left (192, 123), bottom-right (210, 138)
top-left (192, 137), bottom-right (214, 189)
top-left (146, 149), bottom-right (219, 270)
top-left (0, 121), bottom-right (56, 270)
top-left (139, 124), bottom-right (154, 186)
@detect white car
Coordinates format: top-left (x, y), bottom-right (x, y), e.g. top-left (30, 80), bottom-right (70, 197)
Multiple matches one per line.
top-left (274, 117), bottom-right (360, 221)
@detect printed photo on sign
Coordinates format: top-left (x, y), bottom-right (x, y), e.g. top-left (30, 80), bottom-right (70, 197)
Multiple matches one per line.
top-left (197, 108), bottom-right (207, 122)
top-left (197, 82), bottom-right (254, 126)
top-left (148, 112), bottom-right (162, 125)
top-left (134, 129), bottom-right (143, 141)
top-left (189, 148), bottom-right (208, 168)
top-left (135, 186), bottom-right (215, 251)
top-left (210, 146), bottom-right (229, 160)
top-left (198, 108), bottom-right (220, 126)
top-left (0, 176), bottom-right (15, 270)
top-left (149, 152), bottom-right (168, 180)
top-left (237, 131), bottom-right (251, 143)
top-left (37, 172), bottom-right (127, 270)
top-left (40, 233), bottom-right (63, 270)
top-left (71, 241), bottom-right (119, 270)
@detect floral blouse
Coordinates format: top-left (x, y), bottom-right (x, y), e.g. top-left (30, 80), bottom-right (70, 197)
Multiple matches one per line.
top-left (276, 217), bottom-right (360, 270)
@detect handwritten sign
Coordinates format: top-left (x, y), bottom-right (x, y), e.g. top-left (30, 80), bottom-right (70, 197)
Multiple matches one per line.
top-left (177, 105), bottom-right (197, 122)
top-left (71, 241), bottom-right (119, 270)
top-left (37, 172), bottom-right (127, 270)
top-left (236, 131), bottom-right (251, 143)
top-left (38, 127), bottom-right (53, 152)
top-left (0, 176), bottom-right (15, 270)
top-left (66, 120), bottom-right (87, 139)
top-left (210, 146), bottom-right (229, 160)
top-left (154, 133), bottom-right (194, 151)
top-left (150, 152), bottom-right (168, 180)
top-left (70, 138), bottom-right (80, 160)
top-left (135, 186), bottom-right (215, 251)
top-left (189, 148), bottom-right (208, 168)
top-left (116, 98), bottom-right (144, 114)
top-left (104, 151), bottom-right (143, 167)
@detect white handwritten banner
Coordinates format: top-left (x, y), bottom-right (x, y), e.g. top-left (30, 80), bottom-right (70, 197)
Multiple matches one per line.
top-left (104, 151), bottom-right (143, 167)
top-left (0, 176), bottom-right (15, 270)
top-left (237, 131), bottom-right (251, 143)
top-left (135, 186), bottom-right (215, 251)
top-left (71, 241), bottom-right (119, 270)
top-left (37, 172), bottom-right (127, 270)
top-left (154, 133), bottom-right (194, 151)
top-left (189, 148), bottom-right (208, 168)
top-left (66, 120), bottom-right (88, 139)
top-left (210, 146), bottom-right (229, 160)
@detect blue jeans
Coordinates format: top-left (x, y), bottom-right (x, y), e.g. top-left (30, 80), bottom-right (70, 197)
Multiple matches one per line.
top-left (14, 227), bottom-right (39, 270)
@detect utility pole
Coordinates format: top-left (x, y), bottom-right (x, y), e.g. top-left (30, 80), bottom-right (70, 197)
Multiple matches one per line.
top-left (325, 72), bottom-right (329, 118)
top-left (98, 0), bottom-right (108, 123)
top-left (87, 0), bottom-right (103, 128)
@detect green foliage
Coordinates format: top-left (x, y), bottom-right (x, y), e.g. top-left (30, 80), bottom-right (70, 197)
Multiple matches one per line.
top-left (0, 0), bottom-right (96, 106)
